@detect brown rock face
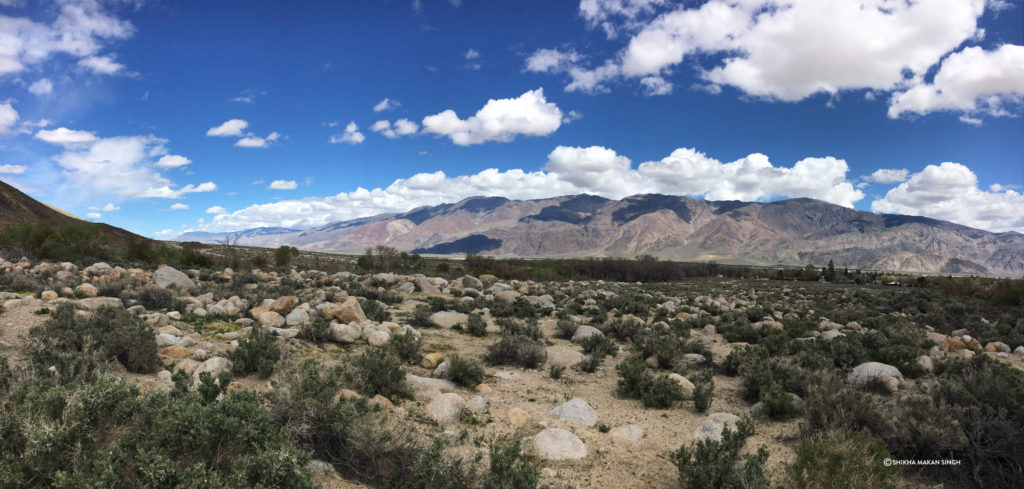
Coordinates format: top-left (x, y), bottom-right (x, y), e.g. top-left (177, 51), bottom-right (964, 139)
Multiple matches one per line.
top-left (270, 296), bottom-right (298, 314)
top-left (947, 338), bottom-right (967, 351)
top-left (318, 297), bottom-right (367, 324)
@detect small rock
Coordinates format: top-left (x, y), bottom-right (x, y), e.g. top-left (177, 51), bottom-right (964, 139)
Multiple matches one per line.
top-left (422, 352), bottom-right (445, 369)
top-left (548, 398), bottom-right (597, 426)
top-left (984, 341), bottom-right (1010, 353)
top-left (668, 373), bottom-right (696, 400)
top-left (153, 266), bottom-right (194, 291)
top-left (506, 407), bottom-right (529, 426)
top-left (160, 345), bottom-right (190, 358)
top-left (547, 348), bottom-right (585, 368)
top-left (694, 413), bottom-right (740, 441)
top-left (370, 394), bottom-right (394, 409)
top-left (365, 330), bottom-right (390, 347)
top-left (270, 296), bottom-right (298, 315)
top-left (257, 311), bottom-right (285, 328)
top-left (285, 308), bottom-right (311, 327)
top-left (847, 362), bottom-right (903, 392)
top-left (916, 355), bottom-right (934, 372)
top-left (609, 425), bottom-right (644, 443)
top-left (397, 282), bottom-right (416, 293)
top-left (571, 325), bottom-right (603, 343)
top-left (74, 283), bottom-right (98, 298)
top-left (426, 393), bottom-right (466, 424)
top-left (191, 357), bottom-right (232, 385)
top-left (329, 322), bottom-right (362, 343)
top-left (434, 360), bottom-right (451, 377)
top-left (533, 428), bottom-right (587, 461)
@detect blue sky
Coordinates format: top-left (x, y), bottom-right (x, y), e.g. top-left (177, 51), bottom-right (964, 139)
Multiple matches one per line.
top-left (1, 0), bottom-right (1022, 238)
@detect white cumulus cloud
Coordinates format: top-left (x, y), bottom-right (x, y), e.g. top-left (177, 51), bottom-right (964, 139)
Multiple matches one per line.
top-left (34, 127), bottom-right (98, 146)
top-left (0, 102), bottom-right (18, 135)
top-left (28, 78), bottom-right (53, 95)
top-left (579, 0), bottom-right (666, 38)
top-left (888, 44), bottom-right (1024, 121)
top-left (169, 203), bottom-right (189, 210)
top-left (268, 179), bottom-right (298, 190)
top-left (0, 164), bottom-right (27, 174)
top-left (235, 132), bottom-right (280, 148)
top-left (206, 205), bottom-right (228, 214)
top-left (34, 127), bottom-right (215, 202)
top-left (864, 168), bottom-right (910, 184)
top-left (371, 118), bottom-right (420, 138)
top-left (373, 98), bottom-right (400, 112)
top-left (871, 162), bottom-right (1024, 232)
top-left (0, 0), bottom-right (135, 77)
top-left (137, 182), bottom-right (217, 199)
top-left (154, 154), bottom-right (191, 168)
top-left (421, 88), bottom-right (565, 145)
top-left (78, 54), bottom-right (125, 75)
top-left (88, 202), bottom-right (119, 212)
top-left (206, 119), bottom-right (249, 137)
top-left (329, 122), bottom-right (364, 145)
top-left (530, 0), bottom-right (1012, 120)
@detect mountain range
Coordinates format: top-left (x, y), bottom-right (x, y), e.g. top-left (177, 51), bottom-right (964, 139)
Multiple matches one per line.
top-left (177, 194), bottom-right (1024, 276)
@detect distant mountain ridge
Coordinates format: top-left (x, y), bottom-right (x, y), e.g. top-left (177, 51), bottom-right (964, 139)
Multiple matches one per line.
top-left (175, 194), bottom-right (1024, 276)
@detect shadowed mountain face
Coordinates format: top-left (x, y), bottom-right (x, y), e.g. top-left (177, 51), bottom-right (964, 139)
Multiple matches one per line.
top-left (0, 179), bottom-right (149, 246)
top-left (176, 193), bottom-right (1024, 276)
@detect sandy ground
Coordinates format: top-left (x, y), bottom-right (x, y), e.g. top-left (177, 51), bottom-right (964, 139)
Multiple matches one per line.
top-left (4, 291), bottom-right (1019, 489)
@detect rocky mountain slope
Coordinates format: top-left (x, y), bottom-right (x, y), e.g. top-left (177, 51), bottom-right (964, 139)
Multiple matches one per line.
top-left (176, 194), bottom-right (1024, 275)
top-left (0, 179), bottom-right (149, 247)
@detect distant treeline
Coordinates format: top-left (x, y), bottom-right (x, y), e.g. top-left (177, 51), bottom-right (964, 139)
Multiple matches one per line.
top-left (461, 253), bottom-right (1023, 305)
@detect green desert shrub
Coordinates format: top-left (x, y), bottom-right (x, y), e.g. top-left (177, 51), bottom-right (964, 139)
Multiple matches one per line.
top-left (410, 304), bottom-right (436, 328)
top-left (641, 373), bottom-right (684, 409)
top-left (555, 318), bottom-right (578, 339)
top-left (670, 417), bottom-right (770, 489)
top-left (0, 368), bottom-right (315, 489)
top-left (579, 354), bottom-right (603, 373)
top-left (485, 335), bottom-right (547, 369)
top-left (273, 362), bottom-right (483, 488)
top-left (495, 318), bottom-right (544, 341)
top-left (466, 312), bottom-right (488, 337)
top-left (344, 348), bottom-right (412, 401)
top-left (28, 302), bottom-right (158, 378)
top-left (616, 354), bottom-right (648, 398)
top-left (759, 382), bottom-right (799, 419)
top-left (483, 439), bottom-right (541, 489)
top-left (693, 378), bottom-right (714, 413)
top-left (275, 245), bottom-right (300, 267)
top-left (388, 330), bottom-right (423, 363)
top-left (737, 348), bottom-right (803, 402)
top-left (579, 334), bottom-right (617, 358)
top-left (229, 324), bottom-right (281, 378)
top-left (359, 298), bottom-right (391, 322)
top-left (444, 354), bottom-right (486, 388)
top-left (782, 429), bottom-right (904, 489)
top-left (135, 284), bottom-right (175, 310)
top-left (299, 317), bottom-right (330, 344)
top-left (549, 364), bottom-right (565, 379)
